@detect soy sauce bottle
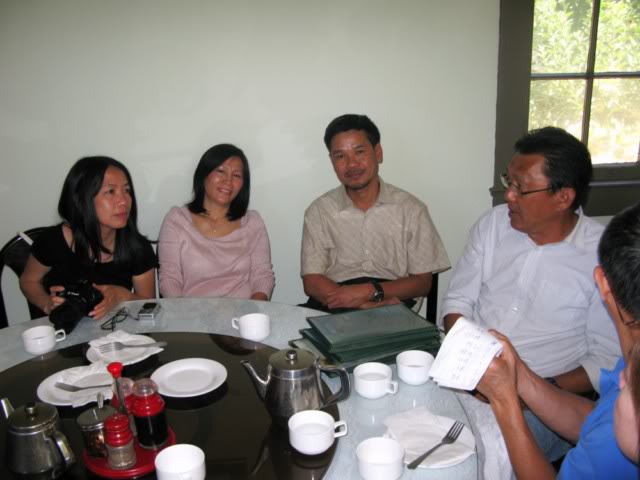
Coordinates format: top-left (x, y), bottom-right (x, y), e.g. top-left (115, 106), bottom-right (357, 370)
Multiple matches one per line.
top-left (131, 378), bottom-right (168, 449)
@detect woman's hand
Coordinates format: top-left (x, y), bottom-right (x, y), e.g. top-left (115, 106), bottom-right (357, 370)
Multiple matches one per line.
top-left (90, 284), bottom-right (133, 320)
top-left (43, 285), bottom-right (67, 314)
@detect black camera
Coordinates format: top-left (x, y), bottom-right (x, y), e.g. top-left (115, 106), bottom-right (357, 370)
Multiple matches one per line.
top-left (49, 280), bottom-right (104, 333)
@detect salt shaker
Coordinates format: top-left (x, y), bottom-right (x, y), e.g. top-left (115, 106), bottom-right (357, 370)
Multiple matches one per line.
top-left (132, 378), bottom-right (168, 449)
top-left (104, 413), bottom-right (136, 469)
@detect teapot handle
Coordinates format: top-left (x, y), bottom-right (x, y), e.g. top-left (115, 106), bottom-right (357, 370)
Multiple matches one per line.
top-left (319, 364), bottom-right (351, 407)
top-left (51, 430), bottom-right (76, 469)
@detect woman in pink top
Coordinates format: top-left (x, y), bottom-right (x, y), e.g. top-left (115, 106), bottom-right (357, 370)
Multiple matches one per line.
top-left (158, 144), bottom-right (275, 299)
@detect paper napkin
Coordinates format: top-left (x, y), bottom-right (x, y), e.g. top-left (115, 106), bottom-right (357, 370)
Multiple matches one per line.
top-left (384, 406), bottom-right (476, 468)
top-left (88, 330), bottom-right (164, 365)
top-left (58, 361), bottom-right (112, 408)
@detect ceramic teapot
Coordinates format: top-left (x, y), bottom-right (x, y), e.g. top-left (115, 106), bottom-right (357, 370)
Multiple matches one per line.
top-left (1, 398), bottom-right (75, 479)
top-left (241, 348), bottom-right (350, 427)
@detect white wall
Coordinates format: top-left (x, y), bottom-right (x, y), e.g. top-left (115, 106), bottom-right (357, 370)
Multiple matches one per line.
top-left (0, 0), bottom-right (499, 325)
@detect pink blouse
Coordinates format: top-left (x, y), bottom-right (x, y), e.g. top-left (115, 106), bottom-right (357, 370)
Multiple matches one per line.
top-left (158, 207), bottom-right (275, 299)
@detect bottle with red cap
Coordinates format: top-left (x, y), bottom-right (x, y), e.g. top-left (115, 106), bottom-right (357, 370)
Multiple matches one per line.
top-left (132, 378), bottom-right (168, 449)
top-left (107, 361), bottom-right (136, 435)
top-left (104, 413), bottom-right (136, 469)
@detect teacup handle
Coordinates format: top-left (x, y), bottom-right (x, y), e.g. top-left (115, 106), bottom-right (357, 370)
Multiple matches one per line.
top-left (54, 330), bottom-right (66, 342)
top-left (231, 318), bottom-right (240, 330)
top-left (333, 420), bottom-right (348, 438)
top-left (387, 381), bottom-right (399, 395)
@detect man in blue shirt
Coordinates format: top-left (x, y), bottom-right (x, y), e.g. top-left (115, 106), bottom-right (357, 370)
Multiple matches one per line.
top-left (477, 201), bottom-right (640, 479)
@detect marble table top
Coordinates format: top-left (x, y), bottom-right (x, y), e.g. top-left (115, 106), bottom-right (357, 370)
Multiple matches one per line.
top-left (0, 298), bottom-right (478, 479)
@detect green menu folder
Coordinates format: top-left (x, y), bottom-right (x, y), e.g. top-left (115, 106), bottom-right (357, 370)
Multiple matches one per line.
top-left (306, 304), bottom-right (437, 350)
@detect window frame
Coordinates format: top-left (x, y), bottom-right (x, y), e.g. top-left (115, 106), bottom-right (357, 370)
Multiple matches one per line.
top-left (493, 0), bottom-right (640, 216)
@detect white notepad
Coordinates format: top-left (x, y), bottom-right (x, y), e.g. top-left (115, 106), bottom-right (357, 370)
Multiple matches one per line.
top-left (430, 317), bottom-right (503, 390)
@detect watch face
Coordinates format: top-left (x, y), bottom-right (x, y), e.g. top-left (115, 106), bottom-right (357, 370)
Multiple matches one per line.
top-left (371, 282), bottom-right (384, 302)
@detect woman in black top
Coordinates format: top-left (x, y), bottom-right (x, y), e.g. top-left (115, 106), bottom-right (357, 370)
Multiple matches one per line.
top-left (20, 156), bottom-right (156, 319)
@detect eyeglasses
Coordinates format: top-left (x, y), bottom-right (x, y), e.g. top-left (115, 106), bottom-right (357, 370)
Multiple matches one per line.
top-left (500, 173), bottom-right (553, 197)
top-left (100, 308), bottom-right (131, 331)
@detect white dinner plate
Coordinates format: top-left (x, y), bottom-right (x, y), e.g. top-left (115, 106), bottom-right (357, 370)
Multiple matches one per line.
top-left (86, 334), bottom-right (159, 365)
top-left (151, 358), bottom-right (228, 397)
top-left (37, 369), bottom-right (113, 406)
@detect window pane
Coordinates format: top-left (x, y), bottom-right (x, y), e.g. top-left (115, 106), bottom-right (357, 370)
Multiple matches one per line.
top-left (589, 78), bottom-right (640, 164)
top-left (529, 79), bottom-right (585, 137)
top-left (531, 0), bottom-right (592, 74)
top-left (595, 0), bottom-right (640, 72)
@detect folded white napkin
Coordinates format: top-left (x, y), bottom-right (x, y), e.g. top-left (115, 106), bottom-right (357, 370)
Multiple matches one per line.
top-left (58, 361), bottom-right (112, 408)
top-left (384, 407), bottom-right (476, 468)
top-left (429, 317), bottom-right (503, 390)
top-left (88, 330), bottom-right (163, 365)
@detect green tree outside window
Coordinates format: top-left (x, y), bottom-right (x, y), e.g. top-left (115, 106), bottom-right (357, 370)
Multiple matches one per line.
top-left (529, 0), bottom-right (640, 164)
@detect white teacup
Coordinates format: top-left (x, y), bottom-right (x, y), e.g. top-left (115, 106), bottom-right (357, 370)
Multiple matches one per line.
top-left (22, 325), bottom-right (66, 355)
top-left (231, 313), bottom-right (270, 342)
top-left (396, 350), bottom-right (434, 385)
top-left (356, 437), bottom-right (405, 480)
top-left (353, 362), bottom-right (398, 399)
top-left (155, 444), bottom-right (205, 480)
top-left (288, 410), bottom-right (347, 455)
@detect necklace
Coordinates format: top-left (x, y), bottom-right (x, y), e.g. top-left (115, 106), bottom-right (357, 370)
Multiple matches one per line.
top-left (200, 211), bottom-right (226, 234)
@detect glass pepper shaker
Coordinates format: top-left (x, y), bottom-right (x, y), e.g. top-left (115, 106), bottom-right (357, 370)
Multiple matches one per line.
top-left (110, 377), bottom-right (136, 435)
top-left (76, 394), bottom-right (116, 458)
top-left (132, 378), bottom-right (169, 449)
top-left (104, 413), bottom-right (136, 469)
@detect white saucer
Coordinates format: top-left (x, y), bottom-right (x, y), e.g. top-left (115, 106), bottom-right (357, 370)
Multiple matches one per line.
top-left (37, 369), bottom-right (112, 406)
top-left (151, 358), bottom-right (227, 397)
top-left (86, 334), bottom-right (159, 365)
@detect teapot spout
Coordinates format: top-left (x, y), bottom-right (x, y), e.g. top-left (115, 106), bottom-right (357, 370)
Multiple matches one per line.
top-left (240, 360), bottom-right (268, 401)
top-left (1, 398), bottom-right (14, 419)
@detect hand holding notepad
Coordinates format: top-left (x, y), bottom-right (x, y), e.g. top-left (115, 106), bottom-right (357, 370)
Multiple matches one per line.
top-left (430, 317), bottom-right (503, 390)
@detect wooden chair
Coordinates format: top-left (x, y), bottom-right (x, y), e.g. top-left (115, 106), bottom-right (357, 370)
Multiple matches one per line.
top-left (0, 228), bottom-right (48, 328)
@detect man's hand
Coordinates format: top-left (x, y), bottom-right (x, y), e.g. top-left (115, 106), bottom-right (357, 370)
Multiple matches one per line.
top-left (476, 330), bottom-right (521, 402)
top-left (325, 284), bottom-right (373, 309)
top-left (360, 297), bottom-right (402, 309)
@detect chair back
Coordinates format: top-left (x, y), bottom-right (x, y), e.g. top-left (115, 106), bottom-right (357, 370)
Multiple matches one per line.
top-left (0, 227), bottom-right (48, 328)
top-left (425, 272), bottom-right (439, 323)
top-left (150, 239), bottom-right (160, 299)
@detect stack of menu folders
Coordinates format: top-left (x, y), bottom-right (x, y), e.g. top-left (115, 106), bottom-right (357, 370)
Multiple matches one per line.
top-left (291, 304), bottom-right (441, 371)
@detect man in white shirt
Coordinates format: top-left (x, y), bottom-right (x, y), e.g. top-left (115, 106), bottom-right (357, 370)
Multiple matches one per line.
top-left (441, 127), bottom-right (620, 458)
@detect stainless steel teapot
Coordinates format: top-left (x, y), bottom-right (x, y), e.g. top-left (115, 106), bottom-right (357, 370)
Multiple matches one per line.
top-left (1, 398), bottom-right (75, 479)
top-left (241, 348), bottom-right (350, 427)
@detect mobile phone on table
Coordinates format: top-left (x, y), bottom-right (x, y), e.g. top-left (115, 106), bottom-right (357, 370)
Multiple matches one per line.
top-left (138, 302), bottom-right (161, 320)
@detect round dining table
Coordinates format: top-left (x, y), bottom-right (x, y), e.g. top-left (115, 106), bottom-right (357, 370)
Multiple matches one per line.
top-left (0, 298), bottom-right (478, 479)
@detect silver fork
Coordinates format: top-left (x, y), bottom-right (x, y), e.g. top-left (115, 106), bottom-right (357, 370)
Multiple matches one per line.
top-left (407, 420), bottom-right (465, 469)
top-left (97, 341), bottom-right (167, 354)
top-left (55, 382), bottom-right (112, 392)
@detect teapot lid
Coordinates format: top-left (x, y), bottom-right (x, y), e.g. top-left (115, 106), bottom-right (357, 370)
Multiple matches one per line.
top-left (269, 349), bottom-right (317, 377)
top-left (8, 402), bottom-right (58, 433)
